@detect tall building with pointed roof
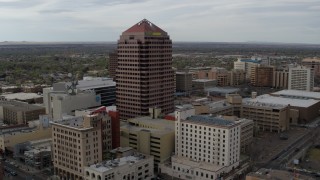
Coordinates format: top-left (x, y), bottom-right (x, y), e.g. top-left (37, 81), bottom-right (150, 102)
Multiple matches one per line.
top-left (116, 19), bottom-right (174, 119)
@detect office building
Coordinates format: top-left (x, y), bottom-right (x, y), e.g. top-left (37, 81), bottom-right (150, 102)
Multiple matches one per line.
top-left (0, 100), bottom-right (45, 125)
top-left (0, 125), bottom-right (51, 153)
top-left (84, 153), bottom-right (154, 180)
top-left (288, 66), bottom-right (314, 91)
top-left (108, 52), bottom-right (118, 79)
top-left (0, 92), bottom-right (43, 104)
top-left (273, 69), bottom-right (289, 89)
top-left (76, 77), bottom-right (116, 106)
top-left (234, 58), bottom-right (261, 80)
top-left (120, 111), bottom-right (175, 166)
top-left (301, 57), bottom-right (320, 77)
top-left (242, 97), bottom-right (290, 132)
top-left (176, 72), bottom-right (193, 93)
top-left (230, 69), bottom-right (246, 86)
top-left (192, 79), bottom-right (217, 90)
top-left (195, 67), bottom-right (230, 86)
top-left (251, 66), bottom-right (274, 87)
top-left (116, 19), bottom-right (174, 119)
top-left (43, 87), bottom-right (101, 120)
top-left (52, 112), bottom-right (112, 180)
top-left (165, 110), bottom-right (241, 180)
top-left (50, 77), bottom-right (116, 107)
top-left (271, 90), bottom-right (320, 123)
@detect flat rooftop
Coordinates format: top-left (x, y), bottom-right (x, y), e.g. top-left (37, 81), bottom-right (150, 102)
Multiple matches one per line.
top-left (192, 79), bottom-right (216, 83)
top-left (128, 116), bottom-right (175, 130)
top-left (51, 116), bottom-right (92, 131)
top-left (244, 94), bottom-right (320, 108)
top-left (86, 154), bottom-right (151, 173)
top-left (184, 115), bottom-right (238, 128)
top-left (205, 87), bottom-right (240, 94)
top-left (272, 90), bottom-right (320, 100)
top-left (0, 93), bottom-right (42, 100)
top-left (172, 155), bottom-right (225, 172)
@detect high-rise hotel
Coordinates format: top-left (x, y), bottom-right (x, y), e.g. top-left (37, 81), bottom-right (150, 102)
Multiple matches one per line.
top-left (116, 19), bottom-right (174, 119)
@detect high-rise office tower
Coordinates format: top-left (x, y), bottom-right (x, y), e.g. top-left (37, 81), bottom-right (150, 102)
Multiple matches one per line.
top-left (116, 19), bottom-right (174, 119)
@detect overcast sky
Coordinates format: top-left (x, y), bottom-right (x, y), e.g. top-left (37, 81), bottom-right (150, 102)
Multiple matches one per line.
top-left (1, 0), bottom-right (319, 44)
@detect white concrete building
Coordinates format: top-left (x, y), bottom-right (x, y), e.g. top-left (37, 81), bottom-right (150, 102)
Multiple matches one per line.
top-left (84, 153), bottom-right (154, 180)
top-left (288, 65), bottom-right (314, 91)
top-left (43, 87), bottom-right (101, 120)
top-left (167, 110), bottom-right (241, 179)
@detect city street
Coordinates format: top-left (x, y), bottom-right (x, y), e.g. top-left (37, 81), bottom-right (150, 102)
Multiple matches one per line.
top-left (2, 159), bottom-right (51, 180)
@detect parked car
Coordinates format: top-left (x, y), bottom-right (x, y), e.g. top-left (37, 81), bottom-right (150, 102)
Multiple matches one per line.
top-left (10, 171), bottom-right (17, 176)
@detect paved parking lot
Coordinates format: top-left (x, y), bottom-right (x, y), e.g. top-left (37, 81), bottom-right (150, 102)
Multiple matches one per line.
top-left (249, 127), bottom-right (310, 164)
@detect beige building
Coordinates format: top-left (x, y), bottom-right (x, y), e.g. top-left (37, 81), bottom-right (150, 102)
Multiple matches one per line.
top-left (116, 19), bottom-right (174, 119)
top-left (176, 72), bottom-right (193, 93)
top-left (52, 112), bottom-right (112, 180)
top-left (301, 57), bottom-right (320, 77)
top-left (0, 101), bottom-right (45, 125)
top-left (195, 67), bottom-right (230, 86)
top-left (230, 69), bottom-right (246, 86)
top-left (120, 116), bottom-right (175, 167)
top-left (0, 126), bottom-right (51, 153)
top-left (84, 153), bottom-right (154, 180)
top-left (165, 110), bottom-right (241, 180)
top-left (241, 98), bottom-right (290, 133)
top-left (273, 69), bottom-right (289, 89)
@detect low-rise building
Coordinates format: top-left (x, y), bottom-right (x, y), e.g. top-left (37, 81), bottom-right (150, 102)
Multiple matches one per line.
top-left (0, 101), bottom-right (45, 125)
top-left (0, 93), bottom-right (43, 104)
top-left (192, 79), bottom-right (217, 91)
top-left (241, 98), bottom-right (289, 132)
top-left (23, 139), bottom-right (52, 170)
top-left (120, 115), bottom-right (175, 167)
top-left (84, 153), bottom-right (154, 180)
top-left (0, 125), bottom-right (51, 153)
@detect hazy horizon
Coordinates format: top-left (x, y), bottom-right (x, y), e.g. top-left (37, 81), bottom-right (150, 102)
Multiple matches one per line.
top-left (1, 0), bottom-right (319, 44)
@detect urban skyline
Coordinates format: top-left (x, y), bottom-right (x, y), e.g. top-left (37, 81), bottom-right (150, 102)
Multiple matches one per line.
top-left (0, 0), bottom-right (320, 44)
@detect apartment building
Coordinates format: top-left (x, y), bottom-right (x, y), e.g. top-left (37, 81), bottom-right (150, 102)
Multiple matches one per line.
top-left (288, 66), bottom-right (314, 91)
top-left (251, 66), bottom-right (274, 87)
top-left (273, 69), bottom-right (289, 89)
top-left (85, 153), bottom-right (153, 180)
top-left (234, 58), bottom-right (261, 79)
top-left (116, 19), bottom-right (174, 119)
top-left (166, 110), bottom-right (241, 180)
top-left (52, 112), bottom-right (112, 180)
top-left (230, 69), bottom-right (246, 86)
top-left (120, 115), bottom-right (175, 167)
